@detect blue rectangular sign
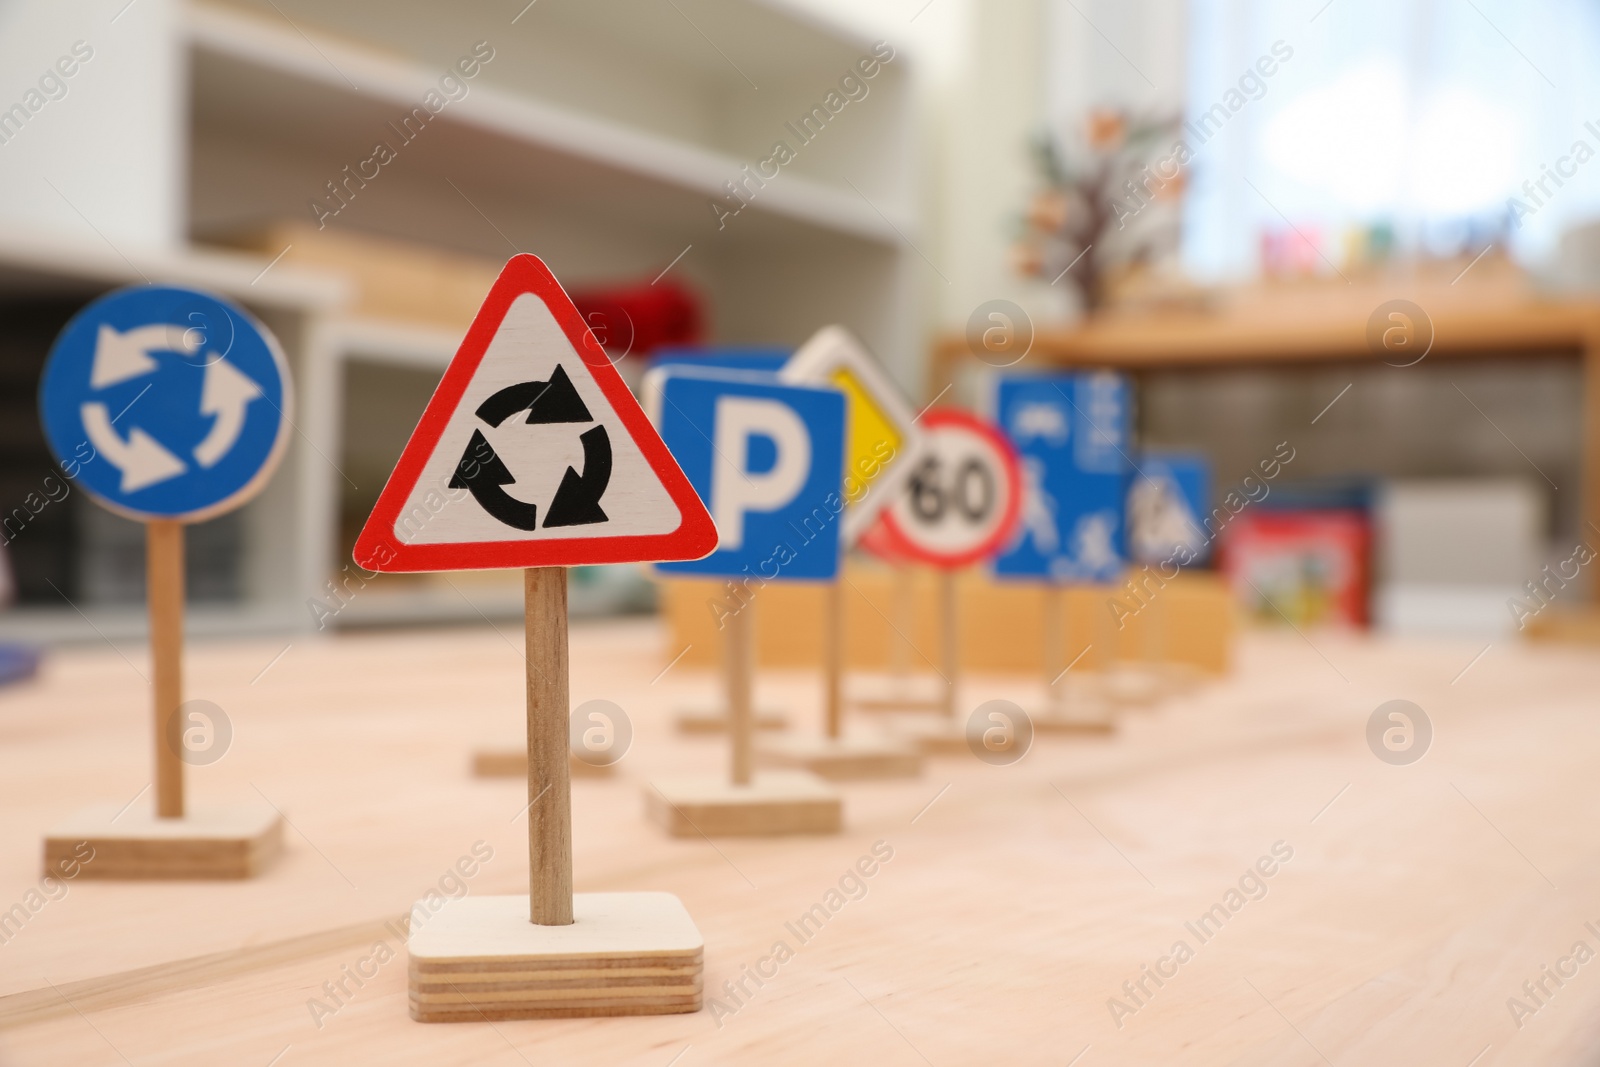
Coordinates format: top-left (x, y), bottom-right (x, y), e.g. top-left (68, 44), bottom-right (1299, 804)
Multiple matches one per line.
top-left (1128, 451), bottom-right (1212, 566)
top-left (652, 369), bottom-right (845, 581)
top-left (991, 371), bottom-right (1132, 583)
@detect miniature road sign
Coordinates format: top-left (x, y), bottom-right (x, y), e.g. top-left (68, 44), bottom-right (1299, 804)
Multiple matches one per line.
top-left (642, 366), bottom-right (845, 833)
top-left (38, 286), bottom-right (292, 521)
top-left (649, 367), bottom-right (847, 581)
top-left (991, 373), bottom-right (1133, 730)
top-left (353, 257), bottom-right (716, 573)
top-left (645, 350), bottom-right (795, 736)
top-left (778, 325), bottom-right (926, 544)
top-left (37, 284), bottom-right (289, 875)
top-left (355, 253), bottom-right (717, 1021)
top-left (877, 409), bottom-right (1023, 569)
top-left (991, 372), bottom-right (1132, 583)
top-left (873, 409), bottom-right (1023, 754)
top-left (765, 326), bottom-right (926, 777)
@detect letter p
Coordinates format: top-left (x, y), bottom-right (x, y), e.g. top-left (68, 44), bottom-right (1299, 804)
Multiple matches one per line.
top-left (711, 396), bottom-right (810, 551)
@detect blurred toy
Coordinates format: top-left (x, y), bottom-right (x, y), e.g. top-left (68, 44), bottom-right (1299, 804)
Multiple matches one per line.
top-left (1222, 510), bottom-right (1371, 628)
top-left (1013, 108), bottom-right (1185, 313)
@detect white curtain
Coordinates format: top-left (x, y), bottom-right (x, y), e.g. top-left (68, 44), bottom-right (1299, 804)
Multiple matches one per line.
top-left (1182, 0), bottom-right (1600, 279)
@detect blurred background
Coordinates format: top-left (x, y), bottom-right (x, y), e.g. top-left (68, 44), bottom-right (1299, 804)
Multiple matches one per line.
top-left (1, 0), bottom-right (1594, 655)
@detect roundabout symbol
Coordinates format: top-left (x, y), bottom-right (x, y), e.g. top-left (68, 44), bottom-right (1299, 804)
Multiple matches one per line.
top-left (38, 286), bottom-right (291, 522)
top-left (451, 364), bottom-right (613, 530)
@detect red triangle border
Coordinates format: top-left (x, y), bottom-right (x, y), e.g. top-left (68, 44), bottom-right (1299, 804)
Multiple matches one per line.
top-left (352, 254), bottom-right (717, 573)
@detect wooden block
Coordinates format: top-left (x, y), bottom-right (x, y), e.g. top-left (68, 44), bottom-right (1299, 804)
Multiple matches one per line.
top-left (755, 734), bottom-right (923, 781)
top-left (43, 802), bottom-right (284, 880)
top-left (645, 772), bottom-right (841, 837)
top-left (470, 750), bottom-right (614, 779)
top-left (674, 707), bottom-right (790, 734)
top-left (659, 565), bottom-right (1235, 674)
top-left (407, 892), bottom-right (703, 1022)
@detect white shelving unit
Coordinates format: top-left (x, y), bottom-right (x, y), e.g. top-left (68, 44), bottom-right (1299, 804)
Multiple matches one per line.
top-left (0, 0), bottom-right (920, 639)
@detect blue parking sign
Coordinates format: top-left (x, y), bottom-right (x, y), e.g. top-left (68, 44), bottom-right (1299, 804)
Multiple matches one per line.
top-left (991, 371), bottom-right (1132, 583)
top-left (38, 286), bottom-right (291, 522)
top-left (649, 368), bottom-right (845, 581)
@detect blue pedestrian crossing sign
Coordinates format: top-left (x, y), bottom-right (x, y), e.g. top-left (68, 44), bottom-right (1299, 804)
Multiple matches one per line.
top-left (38, 286), bottom-right (292, 522)
top-left (646, 367), bottom-right (846, 581)
top-left (991, 371), bottom-right (1132, 583)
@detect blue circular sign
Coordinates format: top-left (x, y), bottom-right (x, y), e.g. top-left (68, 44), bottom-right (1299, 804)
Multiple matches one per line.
top-left (38, 286), bottom-right (292, 522)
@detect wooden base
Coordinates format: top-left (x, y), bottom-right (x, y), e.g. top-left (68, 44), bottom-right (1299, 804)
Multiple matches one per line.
top-left (852, 695), bottom-right (944, 714)
top-left (645, 771), bottom-right (841, 836)
top-left (892, 717), bottom-right (993, 756)
top-left (1031, 706), bottom-right (1117, 734)
top-left (755, 734), bottom-right (923, 780)
top-left (470, 749), bottom-right (614, 779)
top-left (1101, 665), bottom-right (1167, 708)
top-left (407, 892), bottom-right (703, 1021)
top-left (673, 707), bottom-right (789, 735)
top-left (43, 802), bottom-right (284, 880)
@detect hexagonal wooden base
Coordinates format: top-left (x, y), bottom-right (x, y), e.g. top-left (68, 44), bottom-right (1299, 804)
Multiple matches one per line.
top-left (645, 771), bottom-right (841, 836)
top-left (755, 734), bottom-right (923, 780)
top-left (408, 892), bottom-right (703, 1021)
top-left (471, 749), bottom-right (614, 778)
top-left (674, 706), bottom-right (789, 734)
top-left (43, 802), bottom-right (284, 880)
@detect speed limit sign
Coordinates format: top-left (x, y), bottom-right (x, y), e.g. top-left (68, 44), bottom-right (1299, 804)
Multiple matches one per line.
top-left (874, 409), bottom-right (1021, 568)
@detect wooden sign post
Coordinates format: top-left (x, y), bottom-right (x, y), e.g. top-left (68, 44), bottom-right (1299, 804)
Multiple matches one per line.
top-left (873, 409), bottom-right (1025, 755)
top-left (37, 285), bottom-right (292, 880)
top-left (853, 564), bottom-right (944, 713)
top-left (988, 371), bottom-right (1136, 733)
top-left (673, 597), bottom-right (788, 735)
top-left (644, 366), bottom-right (843, 836)
top-left (355, 254), bottom-right (718, 1021)
top-left (756, 326), bottom-right (927, 780)
top-left (1031, 580), bottom-right (1114, 733)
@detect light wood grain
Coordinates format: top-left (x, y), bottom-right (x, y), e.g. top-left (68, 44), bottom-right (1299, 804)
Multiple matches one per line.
top-left (754, 735), bottom-right (923, 781)
top-left (660, 566), bottom-right (1235, 674)
top-left (42, 803), bottom-right (283, 880)
top-left (146, 520), bottom-right (184, 819)
top-left (727, 602), bottom-right (753, 788)
top-left (407, 892), bottom-right (702, 1021)
top-left (644, 773), bottom-right (842, 837)
top-left (524, 568), bottom-right (572, 926)
top-left (673, 707), bottom-right (789, 734)
top-left (4, 622), bottom-right (1600, 1063)
top-left (470, 750), bottom-right (614, 779)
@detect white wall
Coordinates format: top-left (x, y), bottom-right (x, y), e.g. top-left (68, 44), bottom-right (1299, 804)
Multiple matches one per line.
top-left (0, 0), bottom-right (182, 251)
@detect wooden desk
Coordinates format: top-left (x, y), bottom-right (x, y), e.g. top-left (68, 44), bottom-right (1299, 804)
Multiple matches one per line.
top-left (1, 620), bottom-right (1597, 1064)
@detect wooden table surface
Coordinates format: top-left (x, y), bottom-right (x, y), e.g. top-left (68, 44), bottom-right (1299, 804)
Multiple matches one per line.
top-left (1, 618), bottom-right (1597, 1065)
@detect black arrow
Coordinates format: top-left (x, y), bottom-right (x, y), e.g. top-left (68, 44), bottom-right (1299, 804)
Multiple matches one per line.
top-left (448, 429), bottom-right (541, 530)
top-left (543, 425), bottom-right (611, 528)
top-left (475, 364), bottom-right (592, 427)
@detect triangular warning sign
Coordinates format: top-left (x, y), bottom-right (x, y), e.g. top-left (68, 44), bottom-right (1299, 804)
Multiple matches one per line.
top-left (353, 255), bottom-right (717, 572)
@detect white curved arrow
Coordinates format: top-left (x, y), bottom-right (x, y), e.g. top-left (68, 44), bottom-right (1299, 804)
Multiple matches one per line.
top-left (193, 359), bottom-right (263, 468)
top-left (80, 403), bottom-right (186, 492)
top-left (91, 323), bottom-right (200, 389)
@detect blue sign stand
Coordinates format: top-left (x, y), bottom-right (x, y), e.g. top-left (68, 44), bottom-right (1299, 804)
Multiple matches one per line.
top-left (36, 285), bottom-right (291, 857)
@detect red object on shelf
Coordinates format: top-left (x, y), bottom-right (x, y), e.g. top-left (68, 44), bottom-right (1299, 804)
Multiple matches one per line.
top-left (567, 279), bottom-right (703, 361)
top-left (1219, 509), bottom-right (1371, 628)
